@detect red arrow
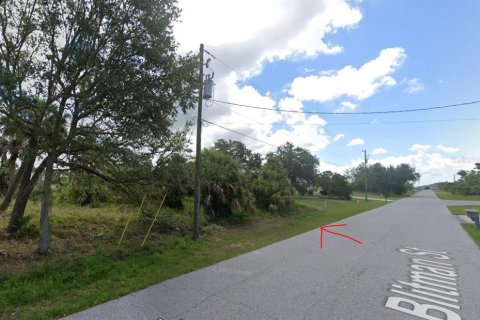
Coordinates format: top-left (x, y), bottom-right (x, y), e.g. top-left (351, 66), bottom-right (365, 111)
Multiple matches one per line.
top-left (320, 223), bottom-right (362, 250)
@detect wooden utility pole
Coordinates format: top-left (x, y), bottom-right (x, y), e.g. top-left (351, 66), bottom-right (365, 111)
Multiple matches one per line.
top-left (362, 149), bottom-right (368, 201)
top-left (193, 44), bottom-right (204, 240)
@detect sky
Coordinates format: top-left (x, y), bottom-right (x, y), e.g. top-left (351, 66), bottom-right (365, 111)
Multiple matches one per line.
top-left (172, 0), bottom-right (480, 186)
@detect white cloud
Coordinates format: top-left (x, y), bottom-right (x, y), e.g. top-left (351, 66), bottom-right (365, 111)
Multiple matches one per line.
top-left (347, 138), bottom-right (365, 147)
top-left (372, 148), bottom-right (388, 155)
top-left (289, 47), bottom-right (407, 102)
top-left (333, 133), bottom-right (345, 142)
top-left (404, 77), bottom-right (424, 93)
top-left (410, 144), bottom-right (432, 152)
top-left (175, 0), bottom-right (361, 71)
top-left (338, 101), bottom-right (357, 111)
top-left (370, 152), bottom-right (478, 186)
top-left (319, 160), bottom-right (348, 173)
top-left (436, 144), bottom-right (459, 153)
top-left (174, 0), bottom-right (363, 156)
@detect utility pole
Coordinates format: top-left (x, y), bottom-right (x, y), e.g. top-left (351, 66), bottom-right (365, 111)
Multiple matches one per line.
top-left (362, 149), bottom-right (368, 201)
top-left (193, 43), bottom-right (204, 240)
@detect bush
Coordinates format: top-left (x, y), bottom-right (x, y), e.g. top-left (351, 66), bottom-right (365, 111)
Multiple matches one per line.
top-left (253, 157), bottom-right (294, 210)
top-left (201, 150), bottom-right (255, 219)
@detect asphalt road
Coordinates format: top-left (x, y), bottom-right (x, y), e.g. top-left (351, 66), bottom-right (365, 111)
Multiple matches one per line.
top-left (64, 190), bottom-right (480, 320)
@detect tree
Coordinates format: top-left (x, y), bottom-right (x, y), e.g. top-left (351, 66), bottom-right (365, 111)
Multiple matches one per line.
top-left (201, 150), bottom-right (254, 219)
top-left (317, 171), bottom-right (334, 196)
top-left (457, 170), bottom-right (468, 182)
top-left (317, 171), bottom-right (351, 200)
top-left (392, 163), bottom-right (420, 194)
top-left (269, 142), bottom-right (319, 195)
top-left (253, 157), bottom-right (293, 211)
top-left (0, 0), bottom-right (198, 254)
top-left (348, 162), bottom-right (420, 196)
top-left (451, 165), bottom-right (480, 195)
top-left (212, 139), bottom-right (262, 173)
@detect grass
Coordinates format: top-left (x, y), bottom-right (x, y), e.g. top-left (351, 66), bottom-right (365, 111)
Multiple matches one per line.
top-left (351, 192), bottom-right (410, 201)
top-left (445, 203), bottom-right (480, 253)
top-left (0, 196), bottom-right (385, 320)
top-left (447, 206), bottom-right (480, 215)
top-left (461, 224), bottom-right (480, 249)
top-left (435, 191), bottom-right (480, 201)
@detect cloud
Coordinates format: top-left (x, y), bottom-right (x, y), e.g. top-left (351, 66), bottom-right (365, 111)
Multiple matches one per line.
top-left (174, 0), bottom-right (363, 156)
top-left (333, 133), bottom-right (345, 142)
top-left (370, 152), bottom-right (478, 186)
top-left (347, 138), bottom-right (365, 147)
top-left (289, 47), bottom-right (407, 102)
top-left (410, 144), bottom-right (432, 152)
top-left (337, 101), bottom-right (357, 112)
top-left (175, 0), bottom-right (362, 71)
top-left (404, 77), bottom-right (424, 93)
top-left (372, 148), bottom-right (388, 155)
top-left (436, 144), bottom-right (459, 153)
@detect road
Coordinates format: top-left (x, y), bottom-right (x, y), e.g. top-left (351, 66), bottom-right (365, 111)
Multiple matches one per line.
top-left (64, 191), bottom-right (480, 320)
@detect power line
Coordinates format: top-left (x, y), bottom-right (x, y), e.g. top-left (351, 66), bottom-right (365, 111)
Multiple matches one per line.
top-left (211, 103), bottom-right (351, 163)
top-left (203, 48), bottom-right (301, 115)
top-left (320, 160), bottom-right (347, 167)
top-left (211, 117), bottom-right (480, 127)
top-left (202, 119), bottom-right (278, 148)
top-left (213, 99), bottom-right (480, 115)
top-left (203, 48), bottom-right (271, 98)
top-left (202, 119), bottom-right (347, 167)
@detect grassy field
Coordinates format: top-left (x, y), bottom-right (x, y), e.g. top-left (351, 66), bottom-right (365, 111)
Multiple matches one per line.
top-left (351, 192), bottom-right (410, 201)
top-left (0, 196), bottom-right (384, 320)
top-left (462, 224), bottom-right (480, 249)
top-left (447, 205), bottom-right (480, 215)
top-left (444, 200), bottom-right (480, 251)
top-left (435, 191), bottom-right (480, 201)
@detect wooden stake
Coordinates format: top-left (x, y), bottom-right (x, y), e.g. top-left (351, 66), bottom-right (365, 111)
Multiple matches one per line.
top-left (117, 194), bottom-right (146, 250)
top-left (141, 194), bottom-right (167, 249)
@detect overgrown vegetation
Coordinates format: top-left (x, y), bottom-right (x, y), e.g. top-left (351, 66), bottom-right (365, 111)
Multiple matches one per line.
top-left (0, 0), bottom-right (198, 254)
top-left (0, 196), bottom-right (385, 320)
top-left (437, 164), bottom-right (480, 196)
top-left (347, 162), bottom-right (420, 200)
top-left (0, 0), bottom-right (421, 256)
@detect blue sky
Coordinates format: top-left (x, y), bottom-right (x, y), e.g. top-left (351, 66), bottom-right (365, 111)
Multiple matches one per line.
top-left (174, 0), bottom-right (480, 185)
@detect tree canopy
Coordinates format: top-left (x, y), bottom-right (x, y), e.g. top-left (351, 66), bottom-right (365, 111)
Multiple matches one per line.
top-left (347, 162), bottom-right (420, 197)
top-left (0, 0), bottom-right (198, 253)
top-left (268, 142), bottom-right (319, 195)
top-left (442, 165), bottom-right (480, 195)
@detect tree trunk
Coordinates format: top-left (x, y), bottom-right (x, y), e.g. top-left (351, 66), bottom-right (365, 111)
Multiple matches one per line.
top-left (1, 139), bottom-right (33, 212)
top-left (6, 158), bottom-right (47, 234)
top-left (0, 155), bottom-right (33, 212)
top-left (38, 155), bottom-right (55, 255)
top-left (7, 138), bottom-right (22, 188)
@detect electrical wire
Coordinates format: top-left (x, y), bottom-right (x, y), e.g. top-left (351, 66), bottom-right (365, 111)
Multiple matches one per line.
top-left (203, 48), bottom-right (301, 115)
top-left (210, 116), bottom-right (480, 127)
top-left (202, 119), bottom-right (347, 167)
top-left (320, 160), bottom-right (347, 167)
top-left (202, 119), bottom-right (278, 148)
top-left (204, 48), bottom-right (271, 98)
top-left (213, 99), bottom-right (480, 115)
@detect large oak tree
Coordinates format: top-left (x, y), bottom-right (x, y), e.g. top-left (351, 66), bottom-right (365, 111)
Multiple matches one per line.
top-left (0, 0), bottom-right (198, 253)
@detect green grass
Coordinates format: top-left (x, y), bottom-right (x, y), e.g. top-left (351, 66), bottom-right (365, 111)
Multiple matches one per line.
top-left (351, 192), bottom-right (410, 201)
top-left (435, 191), bottom-right (480, 201)
top-left (462, 224), bottom-right (480, 249)
top-left (0, 196), bottom-right (385, 320)
top-left (447, 206), bottom-right (480, 215)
